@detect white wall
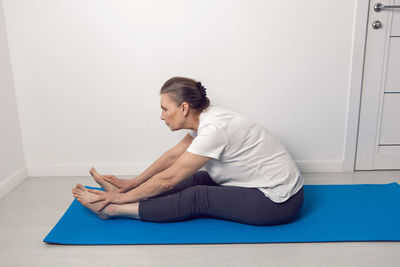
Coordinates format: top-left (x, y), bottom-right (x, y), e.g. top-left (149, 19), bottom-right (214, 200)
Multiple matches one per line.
top-left (2, 0), bottom-right (357, 176)
top-left (0, 0), bottom-right (26, 198)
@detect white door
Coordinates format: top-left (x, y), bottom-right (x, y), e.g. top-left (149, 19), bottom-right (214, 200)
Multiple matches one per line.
top-left (356, 0), bottom-right (400, 170)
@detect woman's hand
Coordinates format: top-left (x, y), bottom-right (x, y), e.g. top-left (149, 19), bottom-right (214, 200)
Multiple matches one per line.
top-left (87, 189), bottom-right (123, 212)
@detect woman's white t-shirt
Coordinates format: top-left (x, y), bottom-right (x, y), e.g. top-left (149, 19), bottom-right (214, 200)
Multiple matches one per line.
top-left (186, 105), bottom-right (303, 203)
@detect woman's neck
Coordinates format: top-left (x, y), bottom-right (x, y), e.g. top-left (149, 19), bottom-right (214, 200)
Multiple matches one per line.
top-left (185, 111), bottom-right (201, 131)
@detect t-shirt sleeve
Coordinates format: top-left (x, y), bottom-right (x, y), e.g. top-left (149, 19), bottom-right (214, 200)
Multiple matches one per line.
top-left (188, 130), bottom-right (197, 138)
top-left (187, 125), bottom-right (227, 160)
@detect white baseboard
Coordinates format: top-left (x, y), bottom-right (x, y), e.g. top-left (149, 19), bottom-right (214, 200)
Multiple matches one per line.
top-left (0, 166), bottom-right (28, 199)
top-left (27, 163), bottom-right (150, 177)
top-left (296, 160), bottom-right (344, 173)
top-left (27, 160), bottom-right (344, 177)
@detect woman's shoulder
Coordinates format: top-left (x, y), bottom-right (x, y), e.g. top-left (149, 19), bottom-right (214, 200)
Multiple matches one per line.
top-left (201, 105), bottom-right (240, 120)
top-left (199, 105), bottom-right (251, 133)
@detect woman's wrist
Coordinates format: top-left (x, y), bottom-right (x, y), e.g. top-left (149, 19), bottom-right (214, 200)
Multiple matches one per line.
top-left (118, 191), bottom-right (139, 204)
top-left (119, 179), bottom-right (137, 193)
top-left (116, 192), bottom-right (125, 204)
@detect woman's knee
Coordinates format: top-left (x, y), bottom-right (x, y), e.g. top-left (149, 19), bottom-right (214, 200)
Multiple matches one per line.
top-left (180, 185), bottom-right (211, 214)
top-left (182, 185), bottom-right (209, 199)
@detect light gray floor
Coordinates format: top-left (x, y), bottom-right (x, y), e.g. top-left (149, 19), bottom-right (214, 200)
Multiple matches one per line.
top-left (1, 171), bottom-right (400, 267)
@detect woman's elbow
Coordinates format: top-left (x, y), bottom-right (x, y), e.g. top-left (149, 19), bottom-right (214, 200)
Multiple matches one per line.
top-left (162, 179), bottom-right (176, 191)
top-left (157, 174), bottom-right (176, 191)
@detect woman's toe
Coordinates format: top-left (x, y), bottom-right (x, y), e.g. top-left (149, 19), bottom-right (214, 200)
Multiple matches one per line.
top-left (76, 184), bottom-right (86, 191)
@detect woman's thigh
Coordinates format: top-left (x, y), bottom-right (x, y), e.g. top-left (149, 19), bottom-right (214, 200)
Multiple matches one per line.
top-left (200, 185), bottom-right (304, 225)
top-left (140, 184), bottom-right (304, 226)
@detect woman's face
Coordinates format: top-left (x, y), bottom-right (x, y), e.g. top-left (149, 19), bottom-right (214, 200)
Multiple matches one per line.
top-left (160, 93), bottom-right (184, 131)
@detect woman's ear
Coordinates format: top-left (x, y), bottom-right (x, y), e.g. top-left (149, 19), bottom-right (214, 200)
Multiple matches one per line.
top-left (181, 102), bottom-right (190, 117)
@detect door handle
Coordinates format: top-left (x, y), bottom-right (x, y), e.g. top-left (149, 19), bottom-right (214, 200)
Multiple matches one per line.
top-left (374, 3), bottom-right (400, 12)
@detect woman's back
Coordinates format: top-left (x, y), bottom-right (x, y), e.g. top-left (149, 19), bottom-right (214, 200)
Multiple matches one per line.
top-left (187, 105), bottom-right (303, 203)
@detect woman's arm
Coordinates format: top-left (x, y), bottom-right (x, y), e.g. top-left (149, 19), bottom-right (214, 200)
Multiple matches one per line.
top-left (88, 151), bottom-right (210, 211)
top-left (120, 133), bottom-right (194, 193)
top-left (120, 151), bottom-right (211, 203)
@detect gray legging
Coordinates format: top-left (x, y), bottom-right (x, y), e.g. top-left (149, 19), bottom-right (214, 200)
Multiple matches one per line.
top-left (138, 171), bottom-right (304, 226)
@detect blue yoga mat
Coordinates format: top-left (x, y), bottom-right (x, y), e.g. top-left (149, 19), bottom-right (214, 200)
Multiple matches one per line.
top-left (43, 183), bottom-right (400, 245)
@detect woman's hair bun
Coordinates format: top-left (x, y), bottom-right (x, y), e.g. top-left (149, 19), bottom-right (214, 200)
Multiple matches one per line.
top-left (196, 82), bottom-right (207, 98)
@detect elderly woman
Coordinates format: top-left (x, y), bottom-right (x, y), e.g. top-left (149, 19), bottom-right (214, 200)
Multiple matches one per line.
top-left (72, 77), bottom-right (304, 226)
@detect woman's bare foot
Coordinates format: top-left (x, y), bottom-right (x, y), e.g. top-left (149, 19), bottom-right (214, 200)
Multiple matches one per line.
top-left (89, 167), bottom-right (118, 192)
top-left (72, 184), bottom-right (116, 220)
